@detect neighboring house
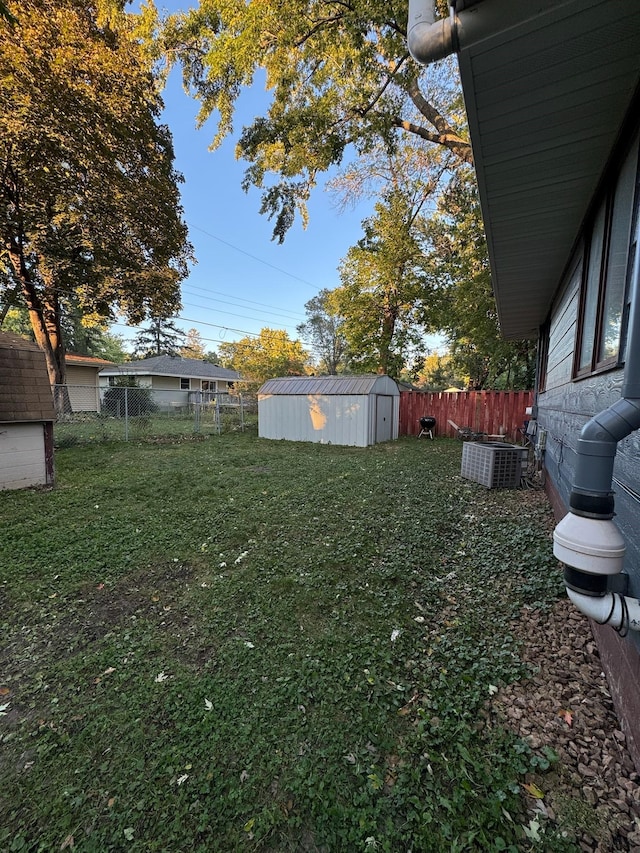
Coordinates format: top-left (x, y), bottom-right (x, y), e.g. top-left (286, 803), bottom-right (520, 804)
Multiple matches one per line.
top-left (408, 1), bottom-right (640, 763)
top-left (99, 355), bottom-right (242, 412)
top-left (64, 353), bottom-right (116, 413)
top-left (258, 374), bottom-right (400, 447)
top-left (0, 331), bottom-right (55, 489)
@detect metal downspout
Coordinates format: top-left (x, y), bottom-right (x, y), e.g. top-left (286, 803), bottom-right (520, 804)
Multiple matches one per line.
top-left (407, 0), bottom-right (457, 65)
top-left (407, 0), bottom-right (490, 66)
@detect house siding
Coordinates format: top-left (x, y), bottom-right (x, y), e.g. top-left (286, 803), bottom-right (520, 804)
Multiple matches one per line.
top-left (535, 134), bottom-right (640, 768)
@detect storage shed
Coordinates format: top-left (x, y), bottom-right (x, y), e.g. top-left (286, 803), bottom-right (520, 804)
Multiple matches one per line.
top-left (258, 375), bottom-right (400, 447)
top-left (0, 332), bottom-right (55, 489)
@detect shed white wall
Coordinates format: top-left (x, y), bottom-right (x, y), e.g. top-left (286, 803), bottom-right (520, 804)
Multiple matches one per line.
top-left (259, 393), bottom-right (373, 446)
top-left (258, 392), bottom-right (399, 446)
top-left (0, 423), bottom-right (48, 489)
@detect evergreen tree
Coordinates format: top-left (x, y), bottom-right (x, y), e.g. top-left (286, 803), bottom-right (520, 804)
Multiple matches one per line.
top-left (133, 316), bottom-right (185, 358)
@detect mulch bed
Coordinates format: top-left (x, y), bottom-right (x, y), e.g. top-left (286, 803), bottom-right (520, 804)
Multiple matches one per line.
top-left (491, 598), bottom-right (640, 851)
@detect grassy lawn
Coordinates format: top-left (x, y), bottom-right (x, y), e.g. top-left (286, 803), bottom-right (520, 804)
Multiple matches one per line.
top-left (0, 436), bottom-right (570, 852)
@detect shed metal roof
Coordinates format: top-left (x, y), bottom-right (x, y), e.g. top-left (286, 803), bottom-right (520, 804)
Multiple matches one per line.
top-left (455, 0), bottom-right (640, 339)
top-left (258, 375), bottom-right (399, 396)
top-left (0, 332), bottom-right (55, 423)
top-left (99, 355), bottom-right (241, 381)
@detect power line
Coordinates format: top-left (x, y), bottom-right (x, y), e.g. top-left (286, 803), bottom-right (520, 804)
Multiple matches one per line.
top-left (189, 223), bottom-right (320, 291)
top-left (111, 315), bottom-right (316, 349)
top-left (180, 299), bottom-right (301, 333)
top-left (182, 283), bottom-right (307, 322)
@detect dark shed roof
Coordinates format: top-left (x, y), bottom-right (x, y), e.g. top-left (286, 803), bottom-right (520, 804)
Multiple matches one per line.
top-left (0, 332), bottom-right (55, 423)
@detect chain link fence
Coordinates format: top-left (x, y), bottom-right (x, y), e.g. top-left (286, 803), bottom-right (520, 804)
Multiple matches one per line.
top-left (52, 385), bottom-right (257, 447)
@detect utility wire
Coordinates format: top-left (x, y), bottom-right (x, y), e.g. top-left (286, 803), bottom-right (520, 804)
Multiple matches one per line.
top-left (189, 223), bottom-right (320, 291)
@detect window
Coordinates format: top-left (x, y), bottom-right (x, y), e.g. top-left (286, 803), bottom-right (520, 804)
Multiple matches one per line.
top-left (537, 319), bottom-right (550, 394)
top-left (180, 377), bottom-right (190, 390)
top-left (202, 380), bottom-right (216, 392)
top-left (575, 133), bottom-right (639, 377)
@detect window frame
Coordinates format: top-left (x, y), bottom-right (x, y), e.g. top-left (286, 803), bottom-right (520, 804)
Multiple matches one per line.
top-left (179, 377), bottom-right (190, 390)
top-left (573, 133), bottom-right (640, 380)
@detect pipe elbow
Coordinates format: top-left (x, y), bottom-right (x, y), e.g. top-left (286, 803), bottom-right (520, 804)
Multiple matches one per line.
top-left (407, 18), bottom-right (456, 65)
top-left (567, 588), bottom-right (640, 633)
top-left (580, 398), bottom-right (640, 445)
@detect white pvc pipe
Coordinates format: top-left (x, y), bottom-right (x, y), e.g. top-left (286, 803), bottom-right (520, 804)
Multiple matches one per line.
top-left (567, 588), bottom-right (640, 632)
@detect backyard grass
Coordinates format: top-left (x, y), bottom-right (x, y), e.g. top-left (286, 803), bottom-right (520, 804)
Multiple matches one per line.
top-left (0, 435), bottom-right (572, 852)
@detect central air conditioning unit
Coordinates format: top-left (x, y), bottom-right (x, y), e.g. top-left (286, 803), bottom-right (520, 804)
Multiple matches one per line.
top-left (461, 441), bottom-right (524, 489)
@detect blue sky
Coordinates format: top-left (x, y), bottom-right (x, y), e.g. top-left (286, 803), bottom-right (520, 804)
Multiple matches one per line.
top-left (112, 49), bottom-right (376, 355)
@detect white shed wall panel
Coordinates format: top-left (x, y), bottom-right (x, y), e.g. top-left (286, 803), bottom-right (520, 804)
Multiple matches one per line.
top-left (259, 394), bottom-right (373, 447)
top-left (0, 423), bottom-right (47, 490)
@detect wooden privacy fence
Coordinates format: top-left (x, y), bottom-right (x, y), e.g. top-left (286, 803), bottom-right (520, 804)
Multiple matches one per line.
top-left (399, 390), bottom-right (534, 442)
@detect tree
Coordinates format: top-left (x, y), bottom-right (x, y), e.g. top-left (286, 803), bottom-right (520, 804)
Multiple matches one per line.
top-left (332, 185), bottom-right (434, 379)
top-left (1, 300), bottom-right (128, 362)
top-left (423, 168), bottom-right (537, 389)
top-left (218, 328), bottom-right (310, 389)
top-left (154, 0), bottom-right (469, 240)
top-left (0, 0), bottom-right (192, 389)
top-left (296, 290), bottom-right (348, 375)
top-left (414, 353), bottom-right (466, 391)
top-left (133, 316), bottom-right (185, 358)
top-left (180, 327), bottom-right (207, 360)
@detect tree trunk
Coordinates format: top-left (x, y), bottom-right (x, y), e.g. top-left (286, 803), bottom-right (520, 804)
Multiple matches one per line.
top-left (8, 246), bottom-right (67, 408)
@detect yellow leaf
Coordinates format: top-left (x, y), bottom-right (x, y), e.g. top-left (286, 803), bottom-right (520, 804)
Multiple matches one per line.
top-left (522, 782), bottom-right (545, 799)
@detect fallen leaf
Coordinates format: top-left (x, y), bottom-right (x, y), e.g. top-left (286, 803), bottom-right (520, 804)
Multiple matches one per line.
top-left (60, 834), bottom-right (75, 850)
top-left (558, 709), bottom-right (573, 726)
top-left (522, 782), bottom-right (545, 799)
top-left (204, 698), bottom-right (213, 712)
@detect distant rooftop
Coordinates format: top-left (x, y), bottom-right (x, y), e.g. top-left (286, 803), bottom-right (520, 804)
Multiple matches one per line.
top-left (99, 355), bottom-right (241, 381)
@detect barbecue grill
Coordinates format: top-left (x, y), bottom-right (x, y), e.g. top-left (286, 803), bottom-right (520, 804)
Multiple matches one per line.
top-left (418, 416), bottom-right (436, 439)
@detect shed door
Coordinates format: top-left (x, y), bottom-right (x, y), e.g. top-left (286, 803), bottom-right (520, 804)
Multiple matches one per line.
top-left (375, 395), bottom-right (393, 443)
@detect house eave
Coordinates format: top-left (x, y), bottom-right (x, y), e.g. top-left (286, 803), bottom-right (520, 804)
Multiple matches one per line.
top-left (456, 0), bottom-right (640, 339)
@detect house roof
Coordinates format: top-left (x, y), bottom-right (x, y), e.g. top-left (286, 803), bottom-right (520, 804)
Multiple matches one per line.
top-left (258, 374), bottom-right (399, 396)
top-left (99, 355), bottom-right (241, 382)
top-left (0, 332), bottom-right (55, 423)
top-left (455, 0), bottom-right (640, 339)
top-left (66, 353), bottom-right (116, 369)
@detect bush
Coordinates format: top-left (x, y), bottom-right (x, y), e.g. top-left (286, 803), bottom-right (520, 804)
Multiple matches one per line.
top-left (102, 380), bottom-right (157, 418)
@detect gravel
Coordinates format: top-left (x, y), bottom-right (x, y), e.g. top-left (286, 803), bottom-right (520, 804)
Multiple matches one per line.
top-left (491, 597), bottom-right (640, 851)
